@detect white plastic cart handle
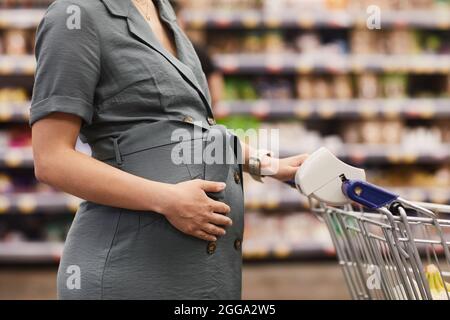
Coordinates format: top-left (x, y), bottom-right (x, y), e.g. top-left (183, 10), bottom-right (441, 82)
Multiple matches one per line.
top-left (294, 147), bottom-right (366, 205)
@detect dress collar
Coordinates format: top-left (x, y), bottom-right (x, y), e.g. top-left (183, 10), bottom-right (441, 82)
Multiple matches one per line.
top-left (99, 0), bottom-right (213, 117)
top-left (100, 0), bottom-right (131, 17)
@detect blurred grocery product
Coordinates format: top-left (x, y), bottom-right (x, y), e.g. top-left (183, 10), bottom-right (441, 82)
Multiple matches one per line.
top-left (295, 33), bottom-right (321, 54)
top-left (383, 74), bottom-right (407, 98)
top-left (446, 75), bottom-right (450, 96)
top-left (0, 88), bottom-right (28, 103)
top-left (351, 29), bottom-right (380, 55)
top-left (0, 173), bottom-right (13, 193)
top-left (357, 73), bottom-right (380, 99)
top-left (425, 264), bottom-right (450, 300)
top-left (3, 30), bottom-right (28, 55)
top-left (0, 127), bottom-right (31, 148)
top-left (333, 75), bottom-right (353, 99)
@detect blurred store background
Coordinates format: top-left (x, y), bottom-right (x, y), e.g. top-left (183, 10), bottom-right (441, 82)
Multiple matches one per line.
top-left (0, 0), bottom-right (449, 299)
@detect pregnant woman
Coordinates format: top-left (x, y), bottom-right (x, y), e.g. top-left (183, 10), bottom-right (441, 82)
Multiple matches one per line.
top-left (31, 0), bottom-right (307, 299)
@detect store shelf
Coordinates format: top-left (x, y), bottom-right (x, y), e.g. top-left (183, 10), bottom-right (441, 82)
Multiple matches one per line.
top-left (0, 187), bottom-right (447, 263)
top-left (0, 190), bottom-right (301, 214)
top-left (1, 98), bottom-right (448, 123)
top-left (6, 53), bottom-right (449, 76)
top-left (281, 144), bottom-right (450, 165)
top-left (0, 192), bottom-right (81, 214)
top-left (2, 8), bottom-right (449, 30)
top-left (0, 232), bottom-right (446, 264)
top-left (0, 241), bottom-right (63, 263)
top-left (247, 187), bottom-right (450, 209)
top-left (0, 55), bottom-right (35, 76)
top-left (248, 198), bottom-right (309, 213)
top-left (0, 240), bottom-right (335, 263)
top-left (243, 244), bottom-right (336, 262)
top-left (0, 102), bottom-right (30, 121)
top-left (0, 185), bottom-right (446, 216)
top-left (389, 187), bottom-right (450, 204)
top-left (0, 186), bottom-right (445, 216)
top-left (216, 98), bottom-right (450, 120)
top-left (0, 145), bottom-right (90, 169)
top-left (1, 142), bottom-right (449, 171)
top-left (244, 237), bottom-right (450, 262)
top-left (183, 9), bottom-right (450, 29)
top-left (0, 9), bottom-right (45, 29)
top-left (0, 147), bottom-right (33, 168)
top-left (214, 53), bottom-right (450, 74)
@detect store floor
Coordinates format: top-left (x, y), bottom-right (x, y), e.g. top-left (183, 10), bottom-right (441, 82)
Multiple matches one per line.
top-left (0, 262), bottom-right (349, 300)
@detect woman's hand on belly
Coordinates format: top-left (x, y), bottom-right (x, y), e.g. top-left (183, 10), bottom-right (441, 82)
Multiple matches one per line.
top-left (157, 179), bottom-right (232, 242)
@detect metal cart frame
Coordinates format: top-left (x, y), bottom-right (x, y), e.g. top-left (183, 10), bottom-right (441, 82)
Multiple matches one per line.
top-left (310, 194), bottom-right (450, 300)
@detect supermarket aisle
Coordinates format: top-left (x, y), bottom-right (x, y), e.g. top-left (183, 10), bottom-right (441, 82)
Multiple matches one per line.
top-left (0, 0), bottom-right (449, 301)
top-left (0, 263), bottom-right (349, 300)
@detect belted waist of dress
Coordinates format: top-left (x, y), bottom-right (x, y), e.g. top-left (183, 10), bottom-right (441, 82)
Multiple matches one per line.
top-left (89, 119), bottom-right (239, 164)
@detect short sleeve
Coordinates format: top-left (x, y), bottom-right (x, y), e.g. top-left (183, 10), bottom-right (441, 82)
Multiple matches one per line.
top-left (30, 1), bottom-right (101, 126)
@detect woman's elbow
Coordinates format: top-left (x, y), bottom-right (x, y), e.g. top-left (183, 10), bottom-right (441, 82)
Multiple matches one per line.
top-left (34, 159), bottom-right (50, 184)
top-left (33, 153), bottom-right (54, 184)
top-left (31, 115), bottom-right (81, 184)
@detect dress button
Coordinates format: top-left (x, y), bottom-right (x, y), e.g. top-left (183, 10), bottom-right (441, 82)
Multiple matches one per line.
top-left (234, 239), bottom-right (242, 250)
top-left (183, 116), bottom-right (194, 124)
top-left (234, 171), bottom-right (241, 184)
top-left (207, 117), bottom-right (216, 126)
top-left (207, 241), bottom-right (217, 255)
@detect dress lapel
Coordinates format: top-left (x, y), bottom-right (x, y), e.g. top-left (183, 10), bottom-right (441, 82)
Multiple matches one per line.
top-left (101, 0), bottom-right (213, 117)
top-left (169, 21), bottom-right (212, 105)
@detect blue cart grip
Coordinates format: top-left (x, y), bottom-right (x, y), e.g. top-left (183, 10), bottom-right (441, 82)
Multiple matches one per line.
top-left (342, 179), bottom-right (399, 209)
top-left (284, 179), bottom-right (296, 188)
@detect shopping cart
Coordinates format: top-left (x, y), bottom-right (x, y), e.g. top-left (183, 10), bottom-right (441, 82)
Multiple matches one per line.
top-left (291, 147), bottom-right (450, 300)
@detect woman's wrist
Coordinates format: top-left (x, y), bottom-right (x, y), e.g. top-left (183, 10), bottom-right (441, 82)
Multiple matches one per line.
top-left (142, 180), bottom-right (175, 215)
top-left (261, 155), bottom-right (280, 178)
top-left (248, 150), bottom-right (277, 181)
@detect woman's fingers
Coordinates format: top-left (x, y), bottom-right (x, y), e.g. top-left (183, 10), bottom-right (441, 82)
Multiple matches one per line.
top-left (198, 180), bottom-right (226, 193)
top-left (289, 153), bottom-right (309, 167)
top-left (166, 179), bottom-right (236, 242)
top-left (281, 154), bottom-right (309, 178)
top-left (202, 223), bottom-right (226, 236)
top-left (209, 199), bottom-right (231, 215)
top-left (194, 230), bottom-right (217, 242)
top-left (208, 212), bottom-right (233, 227)
top-left (284, 166), bottom-right (298, 177)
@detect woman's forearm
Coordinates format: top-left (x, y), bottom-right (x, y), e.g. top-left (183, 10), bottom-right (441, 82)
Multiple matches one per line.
top-left (239, 140), bottom-right (252, 173)
top-left (32, 114), bottom-right (232, 242)
top-left (35, 147), bottom-right (171, 214)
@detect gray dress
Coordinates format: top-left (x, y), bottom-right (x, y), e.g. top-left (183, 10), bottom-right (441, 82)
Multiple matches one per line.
top-left (30, 0), bottom-right (244, 300)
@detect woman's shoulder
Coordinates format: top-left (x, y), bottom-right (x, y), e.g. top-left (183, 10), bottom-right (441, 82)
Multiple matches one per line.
top-left (35, 0), bottom-right (110, 54)
top-left (41, 0), bottom-right (108, 28)
top-left (47, 0), bottom-right (106, 12)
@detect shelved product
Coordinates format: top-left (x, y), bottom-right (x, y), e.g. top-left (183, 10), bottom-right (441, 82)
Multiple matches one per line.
top-left (223, 74), bottom-right (448, 102)
top-left (242, 211), bottom-right (335, 260)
